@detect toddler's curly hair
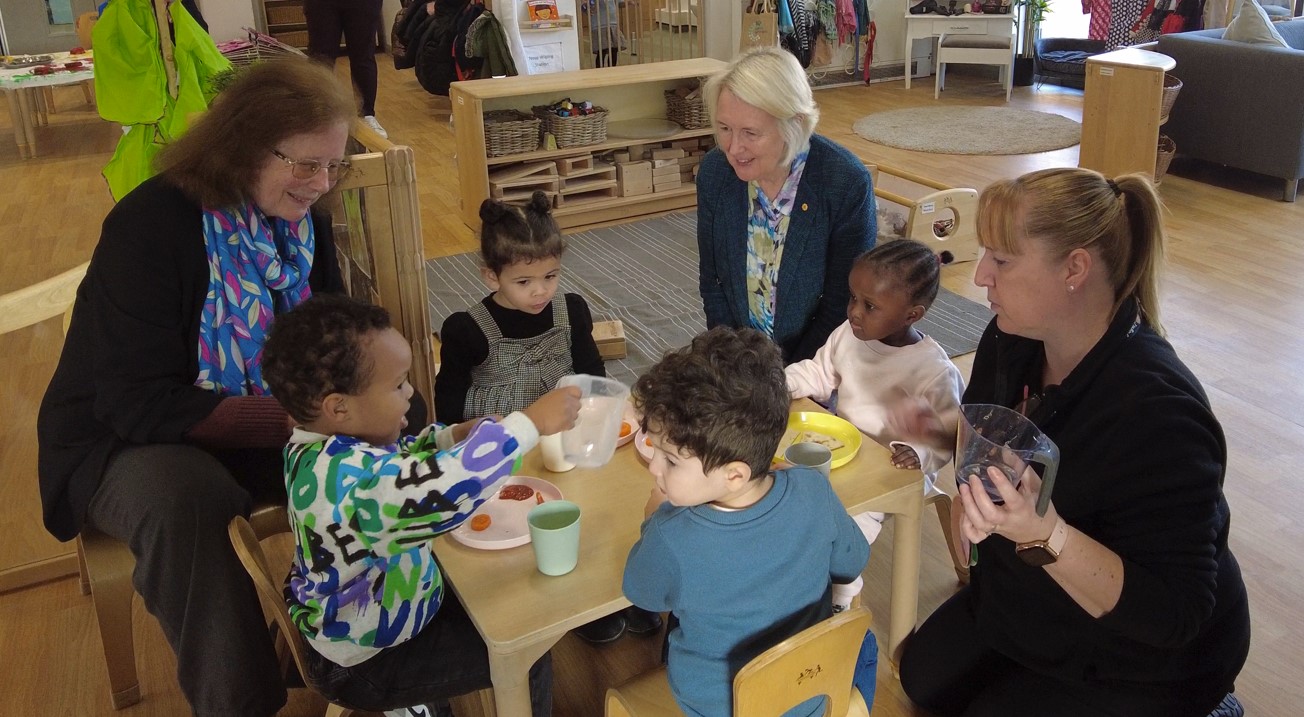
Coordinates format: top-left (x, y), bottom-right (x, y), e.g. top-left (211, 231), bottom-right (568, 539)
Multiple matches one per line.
top-left (263, 294), bottom-right (392, 422)
top-left (633, 327), bottom-right (788, 479)
top-left (478, 191), bottom-right (566, 274)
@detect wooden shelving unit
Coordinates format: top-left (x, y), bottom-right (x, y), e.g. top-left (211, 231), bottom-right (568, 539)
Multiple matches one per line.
top-left (262, 0), bottom-right (308, 49)
top-left (450, 57), bottom-right (727, 231)
top-left (1078, 48), bottom-right (1176, 181)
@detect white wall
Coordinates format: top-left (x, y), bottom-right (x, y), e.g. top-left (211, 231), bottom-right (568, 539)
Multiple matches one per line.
top-left (198, 0), bottom-right (259, 43)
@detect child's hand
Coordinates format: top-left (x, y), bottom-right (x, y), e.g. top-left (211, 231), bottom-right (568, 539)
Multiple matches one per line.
top-left (522, 386), bottom-right (582, 436)
top-left (886, 395), bottom-right (947, 443)
top-left (891, 444), bottom-right (921, 470)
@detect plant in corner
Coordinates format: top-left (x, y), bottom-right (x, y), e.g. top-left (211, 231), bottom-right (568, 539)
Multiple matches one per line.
top-left (1012, 0), bottom-right (1051, 86)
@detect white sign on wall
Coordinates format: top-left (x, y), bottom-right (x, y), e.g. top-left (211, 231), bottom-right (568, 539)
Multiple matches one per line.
top-left (523, 42), bottom-right (565, 74)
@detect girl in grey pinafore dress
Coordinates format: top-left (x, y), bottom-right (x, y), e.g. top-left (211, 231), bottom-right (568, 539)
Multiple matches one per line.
top-left (463, 293), bottom-right (573, 419)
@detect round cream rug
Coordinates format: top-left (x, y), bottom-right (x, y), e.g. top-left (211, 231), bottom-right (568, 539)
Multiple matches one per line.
top-left (852, 107), bottom-right (1081, 155)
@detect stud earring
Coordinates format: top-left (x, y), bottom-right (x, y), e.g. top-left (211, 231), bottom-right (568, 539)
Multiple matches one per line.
top-left (1068, 285), bottom-right (1076, 293)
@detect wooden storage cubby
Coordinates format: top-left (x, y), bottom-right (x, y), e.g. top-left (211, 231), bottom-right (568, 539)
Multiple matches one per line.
top-left (262, 0), bottom-right (308, 49)
top-left (450, 57), bottom-right (727, 231)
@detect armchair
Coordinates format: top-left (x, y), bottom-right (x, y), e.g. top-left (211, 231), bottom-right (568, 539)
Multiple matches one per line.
top-left (1155, 20), bottom-right (1304, 201)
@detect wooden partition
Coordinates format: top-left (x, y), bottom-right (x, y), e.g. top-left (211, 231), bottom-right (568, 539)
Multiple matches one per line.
top-left (321, 122), bottom-right (436, 412)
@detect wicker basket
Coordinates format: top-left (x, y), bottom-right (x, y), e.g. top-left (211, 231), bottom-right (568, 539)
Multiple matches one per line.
top-left (273, 29), bottom-right (309, 49)
top-left (1158, 74), bottom-right (1182, 121)
top-left (1154, 135), bottom-right (1176, 184)
top-left (533, 105), bottom-right (609, 148)
top-left (265, 5), bottom-right (303, 25)
top-left (665, 89), bottom-right (708, 129)
top-left (484, 110), bottom-right (542, 157)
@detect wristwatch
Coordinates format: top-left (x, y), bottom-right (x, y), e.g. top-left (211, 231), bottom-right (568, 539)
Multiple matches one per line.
top-left (1016, 517), bottom-right (1068, 567)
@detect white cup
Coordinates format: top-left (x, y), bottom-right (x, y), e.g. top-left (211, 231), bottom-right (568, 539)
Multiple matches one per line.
top-left (540, 433), bottom-right (575, 473)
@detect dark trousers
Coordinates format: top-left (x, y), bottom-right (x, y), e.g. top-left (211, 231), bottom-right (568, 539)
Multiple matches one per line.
top-left (86, 444), bottom-right (288, 717)
top-left (303, 0), bottom-right (383, 116)
top-left (304, 590), bottom-right (553, 715)
top-left (899, 588), bottom-right (1228, 717)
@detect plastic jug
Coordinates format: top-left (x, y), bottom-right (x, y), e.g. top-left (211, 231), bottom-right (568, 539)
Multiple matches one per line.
top-left (956, 403), bottom-right (1059, 516)
top-left (557, 375), bottom-right (630, 467)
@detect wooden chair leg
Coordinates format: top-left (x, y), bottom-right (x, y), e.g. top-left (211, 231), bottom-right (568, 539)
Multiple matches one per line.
top-left (80, 529), bottom-right (142, 709)
top-left (81, 79), bottom-right (95, 106)
top-left (76, 535), bottom-right (91, 596)
top-left (927, 489), bottom-right (970, 585)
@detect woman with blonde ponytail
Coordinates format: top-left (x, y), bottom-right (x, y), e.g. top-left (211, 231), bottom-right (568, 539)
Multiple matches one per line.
top-left (895, 168), bottom-right (1250, 717)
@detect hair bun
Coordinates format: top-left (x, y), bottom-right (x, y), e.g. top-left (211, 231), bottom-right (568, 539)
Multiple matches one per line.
top-left (479, 198), bottom-right (512, 225)
top-left (527, 190), bottom-right (553, 216)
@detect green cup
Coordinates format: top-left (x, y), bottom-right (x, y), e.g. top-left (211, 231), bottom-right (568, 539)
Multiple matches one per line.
top-left (527, 500), bottom-right (581, 576)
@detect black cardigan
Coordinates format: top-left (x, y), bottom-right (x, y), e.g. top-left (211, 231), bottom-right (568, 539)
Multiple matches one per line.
top-left (962, 298), bottom-right (1250, 706)
top-left (37, 176), bottom-right (342, 541)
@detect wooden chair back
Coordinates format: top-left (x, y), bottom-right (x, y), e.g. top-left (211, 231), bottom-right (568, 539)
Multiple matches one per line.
top-left (606, 606), bottom-right (873, 717)
top-left (732, 606), bottom-right (873, 717)
top-left (0, 262), bottom-right (87, 335)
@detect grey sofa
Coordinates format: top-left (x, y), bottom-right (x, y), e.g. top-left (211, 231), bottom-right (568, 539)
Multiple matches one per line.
top-left (1156, 19), bottom-right (1304, 201)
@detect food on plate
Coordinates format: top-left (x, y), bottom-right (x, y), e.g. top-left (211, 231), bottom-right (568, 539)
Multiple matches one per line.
top-left (620, 421), bottom-right (633, 438)
top-left (644, 436), bottom-right (653, 447)
top-left (779, 427), bottom-right (846, 455)
top-left (499, 484), bottom-right (536, 501)
top-left (536, 492), bottom-right (545, 504)
top-left (470, 514), bottom-right (492, 531)
top-left (804, 431), bottom-right (845, 451)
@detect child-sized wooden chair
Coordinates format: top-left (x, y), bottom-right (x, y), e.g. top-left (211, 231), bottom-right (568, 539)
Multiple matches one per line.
top-left (605, 606), bottom-right (874, 717)
top-left (228, 515), bottom-right (360, 717)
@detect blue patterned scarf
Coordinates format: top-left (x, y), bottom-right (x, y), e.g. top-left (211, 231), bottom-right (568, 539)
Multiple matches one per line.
top-left (195, 203), bottom-right (315, 395)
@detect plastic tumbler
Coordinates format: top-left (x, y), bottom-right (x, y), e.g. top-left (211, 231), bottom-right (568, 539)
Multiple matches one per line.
top-left (527, 500), bottom-right (582, 576)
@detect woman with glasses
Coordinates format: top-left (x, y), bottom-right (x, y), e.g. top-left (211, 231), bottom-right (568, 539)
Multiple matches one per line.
top-left (697, 47), bottom-right (877, 364)
top-left (38, 59), bottom-right (355, 717)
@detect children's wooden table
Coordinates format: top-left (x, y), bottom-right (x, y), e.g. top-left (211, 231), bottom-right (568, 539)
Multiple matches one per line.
top-left (433, 397), bottom-right (926, 717)
top-left (1, 53), bottom-right (95, 159)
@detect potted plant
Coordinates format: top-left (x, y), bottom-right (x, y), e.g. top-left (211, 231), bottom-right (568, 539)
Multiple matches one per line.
top-left (1012, 0), bottom-right (1050, 86)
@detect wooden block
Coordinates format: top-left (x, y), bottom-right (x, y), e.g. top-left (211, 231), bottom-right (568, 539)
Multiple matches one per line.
top-left (625, 144), bottom-right (648, 160)
top-left (653, 178), bottom-right (683, 192)
top-left (651, 147), bottom-right (686, 160)
top-left (651, 158), bottom-right (679, 169)
top-left (679, 155), bottom-right (703, 167)
top-left (612, 151), bottom-right (631, 163)
top-left (559, 164), bottom-right (616, 186)
top-left (671, 139), bottom-right (699, 150)
top-left (555, 182), bottom-right (618, 206)
top-left (652, 163), bottom-right (680, 178)
top-left (556, 155), bottom-right (594, 175)
top-left (617, 160), bottom-right (652, 182)
top-left (593, 320), bottom-right (626, 359)
top-left (489, 175), bottom-right (559, 198)
top-left (621, 178), bottom-right (653, 196)
top-left (487, 160), bottom-right (557, 184)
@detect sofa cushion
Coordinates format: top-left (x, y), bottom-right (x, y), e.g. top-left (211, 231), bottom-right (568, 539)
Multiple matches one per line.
top-left (1223, 0), bottom-right (1289, 47)
top-left (1038, 49), bottom-right (1096, 75)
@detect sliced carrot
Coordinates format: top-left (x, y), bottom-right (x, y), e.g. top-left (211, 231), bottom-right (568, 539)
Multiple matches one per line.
top-left (536, 492), bottom-right (545, 504)
top-left (619, 422), bottom-right (633, 438)
top-left (470, 514), bottom-right (492, 531)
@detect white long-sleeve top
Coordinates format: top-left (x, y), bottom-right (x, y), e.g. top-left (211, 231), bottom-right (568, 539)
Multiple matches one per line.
top-left (786, 321), bottom-right (965, 489)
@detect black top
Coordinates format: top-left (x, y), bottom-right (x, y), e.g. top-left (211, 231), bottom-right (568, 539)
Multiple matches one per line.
top-left (963, 298), bottom-right (1250, 706)
top-left (36, 175), bottom-right (342, 541)
top-left (434, 293), bottom-right (604, 423)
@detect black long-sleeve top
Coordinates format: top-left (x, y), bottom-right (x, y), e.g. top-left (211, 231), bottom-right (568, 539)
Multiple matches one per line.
top-left (36, 176), bottom-right (342, 541)
top-left (434, 293), bottom-right (604, 423)
top-left (963, 298), bottom-right (1250, 708)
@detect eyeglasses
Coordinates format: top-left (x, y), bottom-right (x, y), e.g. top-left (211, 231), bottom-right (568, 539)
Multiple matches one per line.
top-left (270, 149), bottom-right (352, 181)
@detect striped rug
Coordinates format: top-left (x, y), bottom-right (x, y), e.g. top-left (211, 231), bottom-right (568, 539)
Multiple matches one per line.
top-left (426, 211), bottom-right (992, 387)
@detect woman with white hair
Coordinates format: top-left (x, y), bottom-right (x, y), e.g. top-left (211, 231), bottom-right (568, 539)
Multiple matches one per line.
top-left (697, 46), bottom-right (877, 363)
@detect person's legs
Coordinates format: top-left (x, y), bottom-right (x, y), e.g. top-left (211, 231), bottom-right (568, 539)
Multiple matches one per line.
top-left (898, 587), bottom-right (1013, 717)
top-left (303, 0), bottom-right (344, 69)
top-left (308, 590), bottom-right (553, 716)
top-left (339, 0), bottom-right (383, 117)
top-left (86, 444), bottom-right (286, 717)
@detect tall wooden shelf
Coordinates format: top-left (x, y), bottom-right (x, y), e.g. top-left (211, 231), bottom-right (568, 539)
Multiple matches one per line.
top-left (261, 0), bottom-right (309, 49)
top-left (450, 57), bottom-right (727, 231)
top-left (1078, 48), bottom-right (1176, 181)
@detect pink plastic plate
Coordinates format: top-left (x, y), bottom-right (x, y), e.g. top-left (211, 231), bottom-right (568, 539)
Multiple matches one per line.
top-left (448, 476), bottom-right (564, 550)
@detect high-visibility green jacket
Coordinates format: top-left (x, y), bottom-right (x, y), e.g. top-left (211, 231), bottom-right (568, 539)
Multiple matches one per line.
top-left (93, 0), bottom-right (230, 200)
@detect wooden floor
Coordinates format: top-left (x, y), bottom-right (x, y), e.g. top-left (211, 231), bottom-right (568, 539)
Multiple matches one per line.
top-left (1, 60), bottom-right (1301, 716)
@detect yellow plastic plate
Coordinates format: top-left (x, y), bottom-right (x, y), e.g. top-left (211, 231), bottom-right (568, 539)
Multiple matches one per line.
top-left (777, 412), bottom-right (863, 470)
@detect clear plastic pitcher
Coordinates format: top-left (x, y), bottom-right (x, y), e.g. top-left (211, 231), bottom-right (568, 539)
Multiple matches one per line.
top-left (557, 374), bottom-right (630, 468)
top-left (956, 404), bottom-right (1059, 516)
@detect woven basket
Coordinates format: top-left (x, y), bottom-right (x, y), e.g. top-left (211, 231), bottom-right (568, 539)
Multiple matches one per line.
top-left (273, 29), bottom-right (309, 49)
top-left (265, 5), bottom-right (303, 25)
top-left (1154, 135), bottom-right (1176, 184)
top-left (484, 110), bottom-right (542, 157)
top-left (1158, 74), bottom-right (1182, 121)
top-left (665, 89), bottom-right (708, 129)
top-left (533, 106), bottom-right (609, 148)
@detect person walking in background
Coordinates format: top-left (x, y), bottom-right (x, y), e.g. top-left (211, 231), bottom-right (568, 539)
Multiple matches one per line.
top-left (304, 0), bottom-right (388, 138)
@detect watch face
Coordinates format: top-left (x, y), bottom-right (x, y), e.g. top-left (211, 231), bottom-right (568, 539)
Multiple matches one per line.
top-left (1017, 545), bottom-right (1057, 567)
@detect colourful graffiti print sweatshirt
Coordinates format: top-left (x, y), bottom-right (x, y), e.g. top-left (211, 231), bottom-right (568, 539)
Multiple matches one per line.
top-left (284, 412), bottom-right (539, 667)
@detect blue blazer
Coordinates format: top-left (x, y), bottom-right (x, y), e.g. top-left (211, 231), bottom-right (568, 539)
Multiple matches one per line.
top-left (697, 134), bottom-right (876, 363)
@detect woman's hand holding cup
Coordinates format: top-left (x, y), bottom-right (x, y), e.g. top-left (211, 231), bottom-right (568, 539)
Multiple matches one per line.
top-left (523, 386), bottom-right (582, 436)
top-left (957, 463), bottom-right (1057, 547)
